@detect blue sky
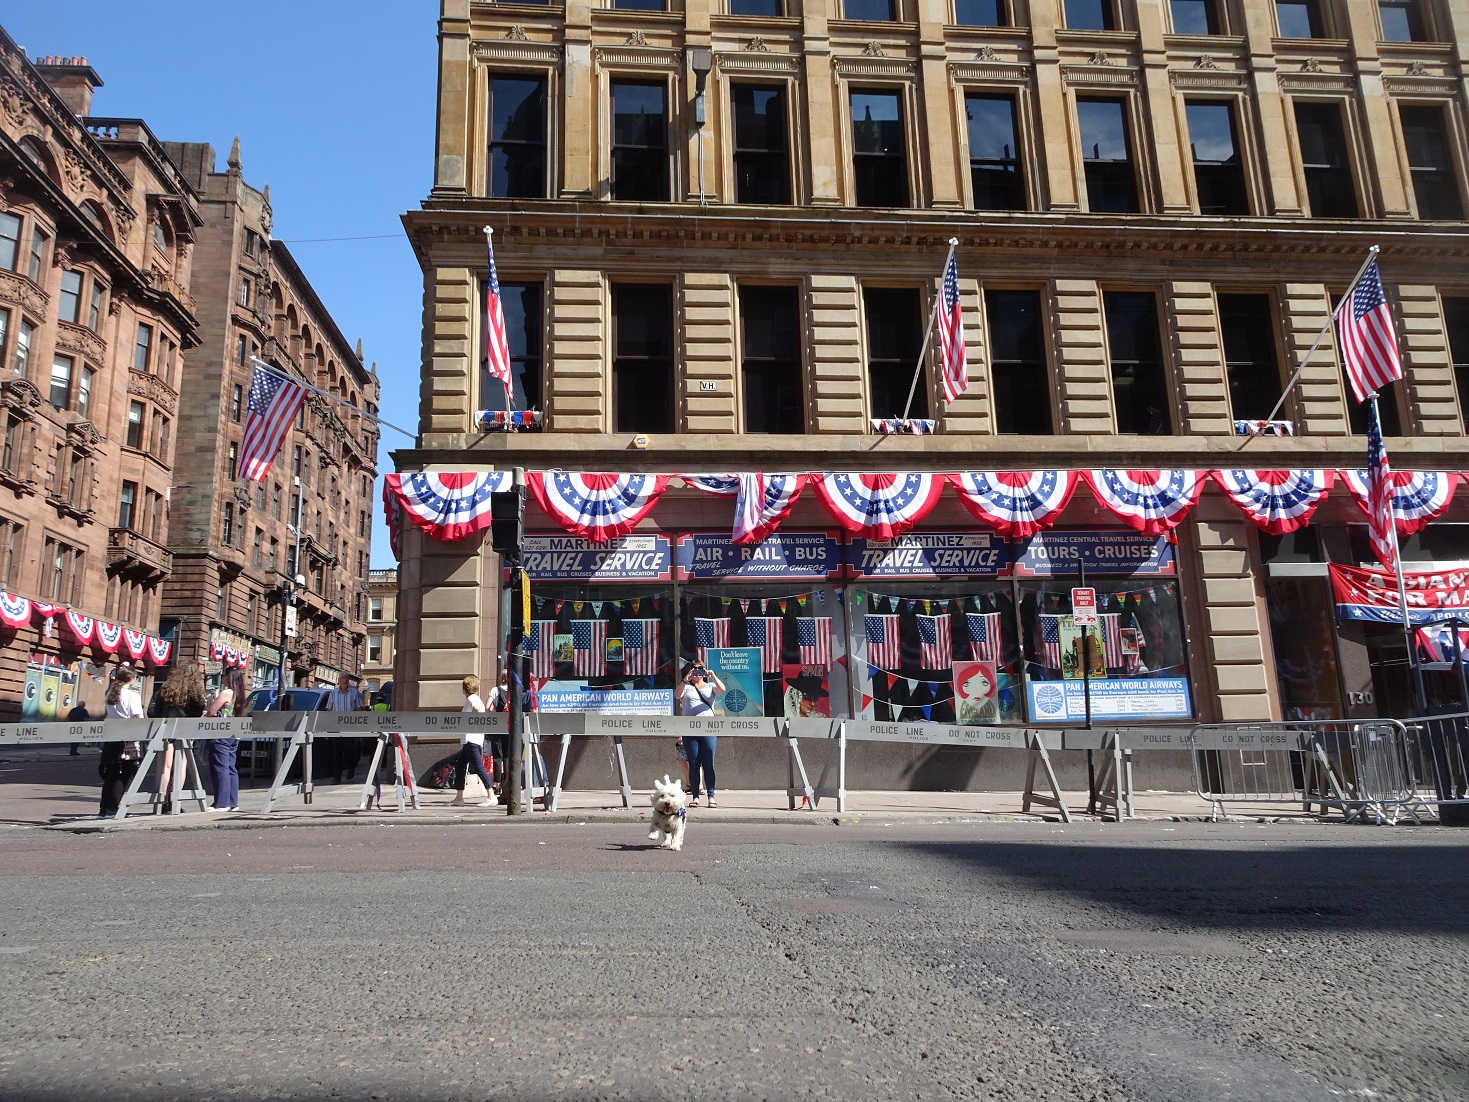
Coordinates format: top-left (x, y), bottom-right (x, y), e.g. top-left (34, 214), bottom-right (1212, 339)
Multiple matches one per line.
top-left (8, 3), bottom-right (433, 568)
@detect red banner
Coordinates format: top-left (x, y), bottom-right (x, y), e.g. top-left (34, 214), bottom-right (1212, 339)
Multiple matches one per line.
top-left (1330, 563), bottom-right (1469, 625)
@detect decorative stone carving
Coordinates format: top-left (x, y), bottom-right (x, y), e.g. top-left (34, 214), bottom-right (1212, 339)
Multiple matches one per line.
top-left (624, 30), bottom-right (649, 47)
top-left (0, 269), bottom-right (49, 315)
top-left (1407, 60), bottom-right (1429, 77)
top-left (62, 149), bottom-right (86, 189)
top-left (108, 197), bottom-right (136, 234)
top-left (55, 322), bottom-right (105, 363)
top-left (862, 41), bottom-right (888, 58)
top-left (1301, 57), bottom-right (1323, 73)
top-left (0, 77), bottom-right (24, 126)
top-left (745, 37), bottom-right (771, 53)
top-left (0, 377), bottom-right (42, 414)
top-left (975, 46), bottom-right (999, 62)
top-left (1192, 55), bottom-right (1219, 70)
top-left (127, 370), bottom-right (178, 416)
top-left (233, 484), bottom-right (252, 512)
top-left (506, 25), bottom-right (528, 41)
top-left (65, 418), bottom-right (102, 453)
top-left (1087, 51), bottom-right (1114, 66)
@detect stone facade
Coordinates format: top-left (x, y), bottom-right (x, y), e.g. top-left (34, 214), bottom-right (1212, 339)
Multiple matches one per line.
top-left (393, 1), bottom-right (1469, 733)
top-left (361, 567), bottom-right (398, 697)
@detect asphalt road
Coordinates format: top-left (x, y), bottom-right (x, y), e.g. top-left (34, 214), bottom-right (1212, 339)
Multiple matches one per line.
top-left (0, 820), bottom-right (1465, 1102)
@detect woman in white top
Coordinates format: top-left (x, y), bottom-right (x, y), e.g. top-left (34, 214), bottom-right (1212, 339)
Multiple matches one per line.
top-left (98, 668), bottom-right (145, 816)
top-left (678, 663), bottom-right (725, 807)
top-left (450, 675), bottom-right (496, 807)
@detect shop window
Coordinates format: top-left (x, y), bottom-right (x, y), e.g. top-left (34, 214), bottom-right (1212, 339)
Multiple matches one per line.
top-left (1447, 298), bottom-right (1469, 432)
top-left (956, 0), bottom-right (1008, 25)
top-left (1218, 293), bottom-right (1283, 423)
top-left (1379, 0), bottom-right (1428, 40)
top-left (1276, 0), bottom-right (1325, 37)
top-left (1400, 105), bottom-right (1463, 221)
top-left (850, 89), bottom-right (909, 208)
top-left (1259, 532), bottom-right (1344, 719)
top-left (481, 281), bottom-right (542, 413)
top-left (986, 289), bottom-right (1053, 433)
top-left (1104, 291), bottom-right (1172, 435)
top-left (740, 284), bottom-right (804, 433)
top-left (612, 283), bottom-right (675, 433)
top-left (965, 93), bottom-right (1024, 211)
top-left (118, 481), bottom-right (137, 530)
top-left (1185, 101), bottom-right (1248, 215)
top-left (611, 81), bottom-right (669, 202)
top-left (49, 354), bottom-right (73, 410)
top-left (0, 213), bottom-right (17, 271)
top-left (731, 0), bottom-right (783, 12)
top-left (1294, 102), bottom-right (1357, 218)
top-left (488, 75), bottom-right (548, 199)
top-left (58, 270), bottom-right (83, 324)
top-left (14, 319), bottom-right (33, 376)
top-left (733, 84), bottom-right (791, 205)
top-left (1171, 0), bottom-right (1222, 33)
top-left (27, 227), bottom-right (48, 283)
top-left (1065, 0), bottom-right (1118, 29)
top-left (1077, 98), bottom-right (1138, 214)
top-left (134, 323), bottom-right (153, 372)
top-left (864, 287), bottom-right (925, 419)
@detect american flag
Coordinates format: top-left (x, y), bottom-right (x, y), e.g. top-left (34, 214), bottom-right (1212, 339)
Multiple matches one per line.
top-left (528, 619), bottom-right (556, 679)
top-left (695, 617), bottom-right (729, 665)
top-left (865, 614), bottom-right (901, 670)
top-left (572, 620), bottom-right (607, 677)
top-left (966, 611), bottom-right (1002, 663)
top-left (936, 252), bottom-right (968, 404)
top-left (1100, 613), bottom-right (1124, 668)
top-left (1417, 625), bottom-right (1469, 664)
top-left (797, 617), bottom-right (832, 669)
top-left (238, 364), bottom-right (308, 482)
top-left (1336, 258), bottom-right (1402, 403)
top-left (1365, 397), bottom-right (1399, 573)
top-left (916, 613), bottom-right (952, 670)
top-left (1040, 615), bottom-right (1063, 670)
top-left (744, 616), bottom-right (784, 675)
top-left (621, 618), bottom-right (660, 676)
top-left (484, 230), bottom-right (513, 400)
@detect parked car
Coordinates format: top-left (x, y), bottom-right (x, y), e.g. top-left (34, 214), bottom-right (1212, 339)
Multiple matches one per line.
top-left (244, 687), bottom-right (333, 714)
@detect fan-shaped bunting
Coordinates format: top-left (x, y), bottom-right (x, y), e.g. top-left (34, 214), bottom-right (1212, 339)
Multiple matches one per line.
top-left (527, 472), bottom-right (670, 543)
top-left (812, 473), bottom-right (943, 539)
top-left (947, 471), bottom-right (1078, 539)
top-left (384, 471), bottom-right (511, 543)
top-left (1083, 470), bottom-right (1205, 536)
top-left (1340, 470), bottom-right (1458, 536)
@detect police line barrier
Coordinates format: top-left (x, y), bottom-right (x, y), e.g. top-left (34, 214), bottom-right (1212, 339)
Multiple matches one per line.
top-left (1395, 713), bottom-right (1469, 820)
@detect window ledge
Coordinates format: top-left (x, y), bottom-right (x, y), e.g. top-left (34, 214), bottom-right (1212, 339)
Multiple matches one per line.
top-left (46, 495), bottom-right (92, 523)
top-left (0, 468), bottom-right (38, 495)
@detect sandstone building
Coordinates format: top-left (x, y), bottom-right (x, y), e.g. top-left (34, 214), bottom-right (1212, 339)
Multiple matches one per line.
top-left (362, 567), bottom-right (399, 699)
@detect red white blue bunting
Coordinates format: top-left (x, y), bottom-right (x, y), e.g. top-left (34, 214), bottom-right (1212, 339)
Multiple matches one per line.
top-left (123, 628), bottom-right (148, 661)
top-left (0, 593), bottom-right (167, 662)
top-left (1083, 470), bottom-right (1205, 536)
top-left (94, 620), bottom-right (123, 654)
top-left (0, 591), bottom-right (30, 628)
top-left (64, 610), bottom-right (96, 645)
top-left (211, 643), bottom-right (249, 669)
top-left (382, 480), bottom-right (404, 561)
top-left (946, 471), bottom-right (1078, 540)
top-left (682, 473), bottom-right (807, 544)
top-left (147, 637), bottom-right (173, 666)
top-left (1340, 469), bottom-right (1458, 536)
top-left (385, 471), bottom-right (511, 543)
top-left (528, 472), bottom-right (670, 543)
top-left (1211, 469), bottom-right (1334, 536)
top-left (812, 473), bottom-right (943, 539)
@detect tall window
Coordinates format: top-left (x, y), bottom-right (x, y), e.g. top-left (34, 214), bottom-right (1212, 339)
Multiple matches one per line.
top-left (49, 354), bottom-right (73, 409)
top-left (611, 81), bottom-right (669, 202)
top-left (1294, 102), bottom-right (1358, 218)
top-left (1276, 0), bottom-right (1325, 37)
top-left (864, 287), bottom-right (924, 419)
top-left (253, 528), bottom-right (264, 568)
top-left (0, 213), bottom-right (17, 271)
top-left (1400, 106), bottom-right (1463, 220)
top-left (27, 227), bottom-right (48, 283)
top-left (126, 402), bottom-right (144, 448)
top-left (1379, 0), bottom-right (1427, 40)
top-left (370, 596), bottom-right (384, 621)
top-left (42, 538), bottom-right (83, 603)
top-left (846, 0), bottom-right (897, 18)
top-left (733, 85), bottom-right (791, 205)
top-left (1218, 294), bottom-right (1282, 422)
top-left (986, 290), bottom-right (1053, 433)
top-left (235, 335), bottom-right (247, 366)
top-left (0, 309), bottom-right (8, 370)
top-left (58, 270), bottom-right (82, 324)
top-left (1446, 298), bottom-right (1469, 432)
top-left (15, 320), bottom-right (33, 377)
top-left (0, 516), bottom-right (23, 589)
top-left (229, 442), bottom-right (238, 480)
top-left (1066, 0), bottom-right (1117, 29)
top-left (118, 481), bottom-right (137, 530)
top-left (955, 0), bottom-right (1007, 24)
top-left (488, 76), bottom-right (547, 198)
top-left (850, 89), bottom-right (909, 208)
top-left (134, 323), bottom-right (153, 372)
top-left (1077, 98), bottom-right (1138, 213)
top-left (1, 413), bottom-right (23, 473)
top-left (1171, 0), bottom-right (1222, 33)
top-left (1105, 292), bottom-right (1171, 434)
top-left (482, 282), bottom-right (543, 412)
top-left (368, 634), bottom-right (384, 664)
top-left (740, 285), bottom-right (803, 433)
top-left (1186, 101), bottom-right (1248, 214)
top-left (87, 284), bottom-right (104, 331)
top-left (78, 367), bottom-right (94, 418)
top-left (231, 384), bottom-right (243, 422)
top-left (612, 284), bottom-right (675, 433)
top-left (965, 93), bottom-right (1023, 210)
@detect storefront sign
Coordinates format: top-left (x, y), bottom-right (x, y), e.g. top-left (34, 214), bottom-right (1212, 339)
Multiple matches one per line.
top-left (521, 534), bottom-right (673, 582)
top-left (1025, 677), bottom-right (1193, 722)
top-left (1330, 563), bottom-right (1469, 625)
top-left (1012, 531), bottom-right (1175, 576)
top-left (537, 685), bottom-right (676, 715)
top-left (846, 531), bottom-right (1009, 579)
top-left (254, 644), bottom-right (281, 665)
top-left (676, 531), bottom-right (842, 581)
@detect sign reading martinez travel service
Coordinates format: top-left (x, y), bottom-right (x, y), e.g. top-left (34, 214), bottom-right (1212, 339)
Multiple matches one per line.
top-left (846, 531), bottom-right (1009, 579)
top-left (676, 531), bottom-right (843, 581)
top-left (520, 534), bottom-right (673, 581)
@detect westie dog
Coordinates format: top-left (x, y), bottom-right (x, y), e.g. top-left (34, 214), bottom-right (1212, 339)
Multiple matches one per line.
top-left (648, 774), bottom-right (688, 851)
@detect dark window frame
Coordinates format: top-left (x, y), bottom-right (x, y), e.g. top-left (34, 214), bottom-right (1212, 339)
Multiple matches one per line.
top-left (965, 91), bottom-right (1025, 211)
top-left (611, 282), bottom-right (676, 434)
top-left (1445, 296), bottom-right (1469, 433)
top-left (1399, 103), bottom-right (1464, 220)
top-left (1218, 292), bottom-right (1286, 424)
top-left (863, 286), bottom-right (927, 420)
top-left (846, 0), bottom-right (899, 19)
top-left (1185, 98), bottom-right (1250, 215)
top-left (985, 288), bottom-right (1055, 434)
top-left (1077, 96), bottom-right (1140, 214)
top-left (850, 86), bottom-right (911, 208)
top-left (1276, 0), bottom-right (1328, 38)
top-left (1378, 0), bottom-right (1429, 41)
top-left (739, 284), bottom-right (805, 433)
top-left (481, 277), bottom-right (545, 414)
top-left (732, 83), bottom-right (793, 205)
top-left (1104, 290), bottom-right (1173, 435)
top-left (1294, 100), bottom-right (1360, 218)
top-left (1170, 0), bottom-right (1224, 33)
top-left (610, 79), bottom-right (671, 202)
top-left (1065, 0), bottom-right (1119, 30)
top-left (487, 73), bottom-right (549, 199)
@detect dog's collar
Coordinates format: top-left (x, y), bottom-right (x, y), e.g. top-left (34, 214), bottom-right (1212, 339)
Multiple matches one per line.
top-left (678, 807), bottom-right (687, 820)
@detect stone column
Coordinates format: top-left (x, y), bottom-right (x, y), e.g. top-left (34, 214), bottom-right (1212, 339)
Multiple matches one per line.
top-left (1282, 283), bottom-right (1350, 436)
top-left (1137, 0), bottom-right (1192, 213)
top-left (562, 0), bottom-right (596, 199)
top-left (1239, 2), bottom-right (1305, 215)
top-left (681, 273), bottom-right (737, 433)
top-left (419, 265), bottom-right (476, 436)
top-left (433, 0), bottom-right (471, 196)
top-left (1051, 279), bottom-right (1115, 434)
top-left (1187, 500), bottom-right (1276, 722)
top-left (807, 274), bottom-right (867, 431)
top-left (1397, 285), bottom-right (1462, 435)
top-left (1029, 4), bottom-right (1080, 210)
top-left (916, 0), bottom-right (961, 208)
top-left (547, 269), bottom-right (607, 432)
top-left (1167, 281), bottom-right (1233, 434)
top-left (802, 10), bottom-right (840, 206)
top-left (1343, 0), bottom-right (1412, 217)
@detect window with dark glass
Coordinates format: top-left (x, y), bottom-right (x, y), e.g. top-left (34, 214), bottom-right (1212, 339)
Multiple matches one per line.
top-left (0, 213), bottom-right (17, 271)
top-left (134, 324), bottom-right (152, 373)
top-left (87, 283), bottom-right (103, 331)
top-left (1294, 101), bottom-right (1358, 218)
top-left (850, 89), bottom-right (909, 208)
top-left (986, 289), bottom-right (1053, 433)
top-left (27, 227), bottom-right (48, 283)
top-left (78, 367), bottom-right (94, 418)
top-left (231, 384), bottom-right (243, 422)
top-left (1379, 0), bottom-right (1428, 40)
top-left (1277, 0), bottom-right (1324, 37)
top-left (1066, 0), bottom-right (1116, 30)
top-left (731, 0), bottom-right (783, 12)
top-left (846, 0), bottom-right (897, 17)
top-left (1077, 98), bottom-right (1138, 213)
top-left (229, 442), bottom-right (238, 480)
top-left (235, 335), bottom-right (247, 365)
top-left (733, 85), bottom-right (791, 205)
top-left (126, 402), bottom-right (144, 449)
top-left (1171, 0), bottom-right (1222, 33)
top-left (1400, 105), bottom-right (1463, 220)
top-left (611, 81), bottom-right (669, 202)
top-left (1218, 293), bottom-right (1282, 422)
top-left (58, 270), bottom-right (82, 324)
top-left (482, 281), bottom-right (543, 412)
top-left (49, 354), bottom-right (73, 410)
top-left (1446, 298), bottom-right (1469, 433)
top-left (1105, 292), bottom-right (1172, 435)
top-left (740, 285), bottom-right (803, 433)
top-left (865, 287), bottom-right (925, 419)
top-left (613, 0), bottom-right (665, 8)
top-left (966, 93), bottom-right (1023, 210)
top-left (612, 284), bottom-right (675, 433)
top-left (488, 76), bottom-right (547, 198)
top-left (955, 0), bottom-right (1006, 24)
top-left (1186, 100), bottom-right (1248, 214)
top-left (118, 481), bottom-right (137, 530)
top-left (15, 320), bottom-right (32, 376)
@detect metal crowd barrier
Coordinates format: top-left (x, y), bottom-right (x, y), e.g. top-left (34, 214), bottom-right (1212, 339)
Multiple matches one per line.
top-left (1398, 713), bottom-right (1469, 821)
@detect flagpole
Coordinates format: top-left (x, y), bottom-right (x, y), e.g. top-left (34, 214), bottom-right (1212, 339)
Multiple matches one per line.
top-left (484, 226), bottom-right (516, 416)
top-left (249, 356), bottom-right (416, 441)
top-left (900, 238), bottom-right (958, 422)
top-left (1256, 245), bottom-right (1380, 429)
top-left (1371, 393), bottom-right (1427, 711)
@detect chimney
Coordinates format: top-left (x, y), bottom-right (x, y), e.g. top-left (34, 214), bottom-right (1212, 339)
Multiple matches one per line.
top-left (33, 55), bottom-right (103, 117)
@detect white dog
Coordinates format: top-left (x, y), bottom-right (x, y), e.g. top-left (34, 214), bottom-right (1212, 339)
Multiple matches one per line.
top-left (648, 774), bottom-right (688, 851)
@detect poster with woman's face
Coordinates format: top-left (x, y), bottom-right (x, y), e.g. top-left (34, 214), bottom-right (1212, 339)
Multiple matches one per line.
top-left (952, 660), bottom-right (999, 725)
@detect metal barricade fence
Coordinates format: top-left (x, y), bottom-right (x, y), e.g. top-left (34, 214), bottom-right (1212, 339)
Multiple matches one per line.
top-left (1398, 713), bottom-right (1469, 817)
top-left (1188, 720), bottom-right (1414, 823)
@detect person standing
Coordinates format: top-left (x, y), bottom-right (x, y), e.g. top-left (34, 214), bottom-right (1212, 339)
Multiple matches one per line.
top-left (205, 668), bottom-right (246, 812)
top-left (450, 675), bottom-right (496, 808)
top-left (98, 669), bottom-right (144, 817)
top-left (325, 673), bottom-right (368, 783)
top-left (149, 662), bottom-right (208, 811)
top-left (678, 663), bottom-right (725, 808)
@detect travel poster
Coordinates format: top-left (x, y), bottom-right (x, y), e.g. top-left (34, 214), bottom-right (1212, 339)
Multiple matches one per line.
top-left (1056, 616), bottom-right (1108, 680)
top-left (781, 663), bottom-right (830, 718)
top-left (704, 646), bottom-right (763, 717)
top-left (551, 633), bottom-right (574, 665)
top-left (605, 637), bottom-right (624, 664)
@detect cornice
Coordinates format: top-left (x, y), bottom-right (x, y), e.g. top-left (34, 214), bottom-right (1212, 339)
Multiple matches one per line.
top-left (593, 45), bottom-right (681, 70)
top-left (472, 37), bottom-right (564, 65)
top-left (832, 54), bottom-right (918, 79)
top-left (54, 321), bottom-right (105, 364)
top-left (0, 268), bottom-right (48, 315)
top-left (716, 50), bottom-right (801, 75)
